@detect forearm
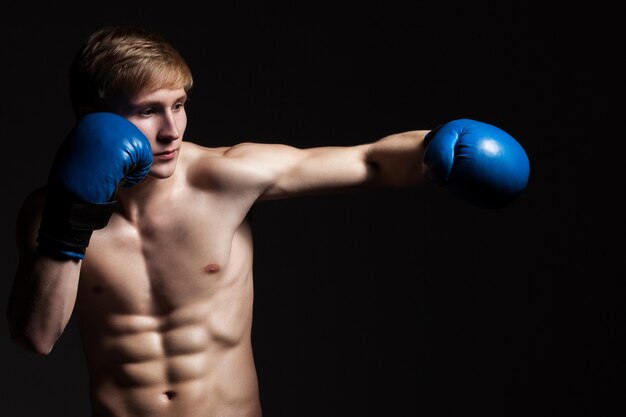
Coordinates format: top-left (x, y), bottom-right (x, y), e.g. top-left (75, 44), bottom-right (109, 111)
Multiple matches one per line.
top-left (365, 130), bottom-right (430, 187)
top-left (7, 253), bottom-right (81, 355)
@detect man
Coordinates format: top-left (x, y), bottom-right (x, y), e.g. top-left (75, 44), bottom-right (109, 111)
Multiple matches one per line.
top-left (6, 26), bottom-right (529, 417)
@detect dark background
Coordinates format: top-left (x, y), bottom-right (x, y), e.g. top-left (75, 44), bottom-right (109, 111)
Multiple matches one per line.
top-left (1, 2), bottom-right (621, 417)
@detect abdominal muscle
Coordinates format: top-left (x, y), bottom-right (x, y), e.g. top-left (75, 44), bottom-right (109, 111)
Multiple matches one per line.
top-left (74, 214), bottom-right (261, 417)
top-left (78, 302), bottom-right (259, 417)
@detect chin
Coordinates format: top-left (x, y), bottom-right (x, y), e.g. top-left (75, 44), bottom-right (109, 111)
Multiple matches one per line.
top-left (148, 159), bottom-right (178, 179)
top-left (148, 171), bottom-right (175, 179)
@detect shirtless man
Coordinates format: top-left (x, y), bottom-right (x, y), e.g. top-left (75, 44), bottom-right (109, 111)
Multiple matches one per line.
top-left (6, 26), bottom-right (530, 417)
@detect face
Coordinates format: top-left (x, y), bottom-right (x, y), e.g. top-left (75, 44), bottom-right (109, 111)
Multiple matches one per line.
top-left (110, 87), bottom-right (188, 179)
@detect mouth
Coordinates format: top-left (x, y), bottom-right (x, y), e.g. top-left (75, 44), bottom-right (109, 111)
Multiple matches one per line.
top-left (154, 149), bottom-right (177, 160)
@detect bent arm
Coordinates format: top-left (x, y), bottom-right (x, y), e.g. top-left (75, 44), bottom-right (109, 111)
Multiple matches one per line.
top-left (7, 188), bottom-right (81, 355)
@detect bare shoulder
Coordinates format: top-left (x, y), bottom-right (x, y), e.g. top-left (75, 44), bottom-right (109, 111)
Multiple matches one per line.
top-left (181, 140), bottom-right (283, 193)
top-left (179, 141), bottom-right (228, 182)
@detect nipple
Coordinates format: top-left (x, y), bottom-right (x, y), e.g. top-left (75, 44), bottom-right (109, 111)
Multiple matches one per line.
top-left (204, 263), bottom-right (221, 273)
top-left (163, 390), bottom-right (176, 400)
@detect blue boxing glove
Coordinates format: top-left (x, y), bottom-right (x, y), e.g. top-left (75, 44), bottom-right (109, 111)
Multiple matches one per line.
top-left (37, 112), bottom-right (153, 260)
top-left (423, 119), bottom-right (530, 209)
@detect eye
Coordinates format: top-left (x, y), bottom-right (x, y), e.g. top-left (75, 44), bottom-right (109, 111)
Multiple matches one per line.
top-left (173, 102), bottom-right (186, 112)
top-left (139, 107), bottom-right (156, 117)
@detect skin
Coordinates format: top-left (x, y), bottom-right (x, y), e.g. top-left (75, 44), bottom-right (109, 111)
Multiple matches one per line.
top-left (8, 85), bottom-right (430, 417)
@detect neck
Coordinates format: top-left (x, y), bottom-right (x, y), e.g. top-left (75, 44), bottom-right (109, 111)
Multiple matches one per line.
top-left (115, 174), bottom-right (173, 222)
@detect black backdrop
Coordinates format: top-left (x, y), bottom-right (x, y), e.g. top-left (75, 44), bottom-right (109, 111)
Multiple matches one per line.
top-left (1, 2), bottom-right (621, 417)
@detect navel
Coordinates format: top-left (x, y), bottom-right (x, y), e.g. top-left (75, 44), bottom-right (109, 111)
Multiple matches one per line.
top-left (203, 263), bottom-right (221, 274)
top-left (162, 390), bottom-right (176, 401)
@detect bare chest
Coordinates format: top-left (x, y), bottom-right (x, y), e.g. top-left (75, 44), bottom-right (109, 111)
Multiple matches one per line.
top-left (76, 196), bottom-right (254, 314)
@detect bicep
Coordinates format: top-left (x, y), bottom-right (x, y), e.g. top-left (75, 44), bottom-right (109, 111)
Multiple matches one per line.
top-left (256, 144), bottom-right (375, 200)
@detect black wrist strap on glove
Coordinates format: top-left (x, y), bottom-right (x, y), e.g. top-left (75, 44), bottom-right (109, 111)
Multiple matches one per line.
top-left (36, 189), bottom-right (117, 260)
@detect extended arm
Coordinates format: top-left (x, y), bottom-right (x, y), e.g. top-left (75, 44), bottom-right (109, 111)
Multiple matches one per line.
top-left (208, 130), bottom-right (430, 201)
top-left (194, 119), bottom-right (529, 206)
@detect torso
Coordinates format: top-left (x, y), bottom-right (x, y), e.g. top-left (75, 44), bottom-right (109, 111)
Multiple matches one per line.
top-left (74, 142), bottom-right (262, 417)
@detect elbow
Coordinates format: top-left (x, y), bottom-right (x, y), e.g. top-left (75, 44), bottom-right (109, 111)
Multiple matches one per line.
top-left (7, 315), bottom-right (57, 356)
top-left (6, 296), bottom-right (61, 356)
top-left (10, 328), bottom-right (56, 356)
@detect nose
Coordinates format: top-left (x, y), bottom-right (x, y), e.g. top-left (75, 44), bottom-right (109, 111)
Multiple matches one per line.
top-left (156, 112), bottom-right (180, 144)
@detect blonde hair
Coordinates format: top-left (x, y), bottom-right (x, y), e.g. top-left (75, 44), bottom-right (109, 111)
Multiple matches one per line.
top-left (69, 26), bottom-right (193, 117)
